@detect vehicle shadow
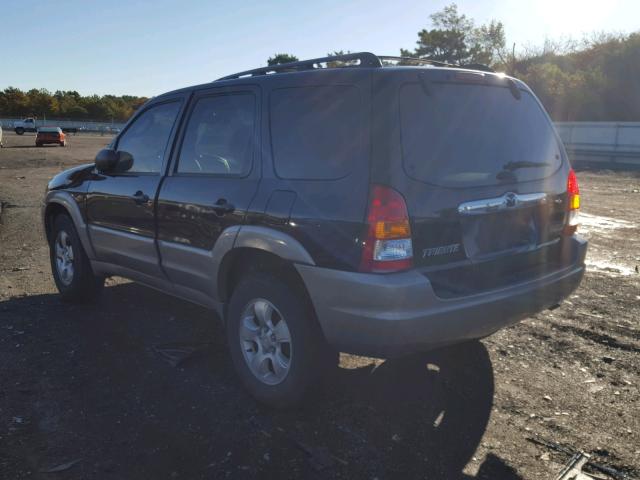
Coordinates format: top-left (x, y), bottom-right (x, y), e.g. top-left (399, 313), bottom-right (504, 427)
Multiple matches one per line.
top-left (0, 282), bottom-right (521, 479)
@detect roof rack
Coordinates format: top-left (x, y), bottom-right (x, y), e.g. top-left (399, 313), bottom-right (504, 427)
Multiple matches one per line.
top-left (216, 52), bottom-right (382, 81)
top-left (215, 52), bottom-right (493, 81)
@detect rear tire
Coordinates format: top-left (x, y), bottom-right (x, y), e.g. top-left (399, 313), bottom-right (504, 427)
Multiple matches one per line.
top-left (36, 142), bottom-right (42, 147)
top-left (226, 273), bottom-right (334, 408)
top-left (49, 214), bottom-right (104, 302)
top-left (60, 141), bottom-right (66, 147)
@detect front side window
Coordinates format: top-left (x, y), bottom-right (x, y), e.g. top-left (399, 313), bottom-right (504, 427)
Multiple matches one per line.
top-left (116, 101), bottom-right (181, 173)
top-left (177, 93), bottom-right (255, 176)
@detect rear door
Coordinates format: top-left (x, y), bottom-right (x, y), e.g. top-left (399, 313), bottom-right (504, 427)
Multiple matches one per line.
top-left (156, 85), bottom-right (261, 298)
top-left (372, 69), bottom-right (569, 295)
top-left (254, 72), bottom-right (371, 272)
top-left (86, 95), bottom-right (185, 277)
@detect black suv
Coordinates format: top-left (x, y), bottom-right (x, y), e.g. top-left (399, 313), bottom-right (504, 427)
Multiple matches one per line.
top-left (43, 53), bottom-right (587, 407)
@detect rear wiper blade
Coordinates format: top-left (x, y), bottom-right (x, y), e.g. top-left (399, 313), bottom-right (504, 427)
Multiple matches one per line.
top-left (418, 72), bottom-right (433, 96)
top-left (502, 161), bottom-right (551, 171)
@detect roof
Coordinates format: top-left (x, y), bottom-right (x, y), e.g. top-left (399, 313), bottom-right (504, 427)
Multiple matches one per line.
top-left (155, 52), bottom-right (499, 99)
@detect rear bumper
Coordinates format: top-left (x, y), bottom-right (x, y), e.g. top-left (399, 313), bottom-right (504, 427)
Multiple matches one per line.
top-left (296, 235), bottom-right (587, 358)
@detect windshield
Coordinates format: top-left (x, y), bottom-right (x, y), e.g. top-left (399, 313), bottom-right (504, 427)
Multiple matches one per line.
top-left (400, 82), bottom-right (562, 187)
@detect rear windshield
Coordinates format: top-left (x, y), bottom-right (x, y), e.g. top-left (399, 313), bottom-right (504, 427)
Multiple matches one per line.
top-left (38, 127), bottom-right (61, 133)
top-left (399, 82), bottom-right (562, 187)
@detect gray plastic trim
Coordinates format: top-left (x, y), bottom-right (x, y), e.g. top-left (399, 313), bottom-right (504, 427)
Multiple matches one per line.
top-left (159, 225), bottom-right (313, 304)
top-left (89, 225), bottom-right (163, 278)
top-left (90, 260), bottom-right (224, 317)
top-left (157, 225), bottom-right (240, 300)
top-left (43, 191), bottom-right (96, 259)
top-left (296, 236), bottom-right (587, 358)
top-left (234, 226), bottom-right (315, 265)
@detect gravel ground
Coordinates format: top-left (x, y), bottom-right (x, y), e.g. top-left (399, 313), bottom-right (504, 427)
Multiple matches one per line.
top-left (0, 131), bottom-right (638, 479)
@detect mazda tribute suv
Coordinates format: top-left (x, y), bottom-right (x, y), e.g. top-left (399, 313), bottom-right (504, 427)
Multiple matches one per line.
top-left (43, 53), bottom-right (587, 407)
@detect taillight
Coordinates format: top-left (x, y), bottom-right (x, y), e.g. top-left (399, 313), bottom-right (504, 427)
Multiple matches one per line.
top-left (360, 185), bottom-right (414, 272)
top-left (564, 169), bottom-right (580, 235)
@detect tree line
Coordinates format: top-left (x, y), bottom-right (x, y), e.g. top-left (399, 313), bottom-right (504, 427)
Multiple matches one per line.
top-left (0, 88), bottom-right (147, 122)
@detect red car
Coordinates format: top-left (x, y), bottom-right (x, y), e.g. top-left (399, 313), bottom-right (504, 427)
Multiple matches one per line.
top-left (36, 127), bottom-right (66, 147)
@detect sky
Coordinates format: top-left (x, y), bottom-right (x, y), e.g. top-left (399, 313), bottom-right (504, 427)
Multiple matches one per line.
top-left (0, 0), bottom-right (637, 97)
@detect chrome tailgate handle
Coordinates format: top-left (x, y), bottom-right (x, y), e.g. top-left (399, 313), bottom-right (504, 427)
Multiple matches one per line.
top-left (458, 192), bottom-right (547, 215)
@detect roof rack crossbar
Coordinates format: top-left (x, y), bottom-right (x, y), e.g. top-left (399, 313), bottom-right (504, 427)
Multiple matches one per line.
top-left (216, 52), bottom-right (382, 81)
top-left (379, 56), bottom-right (494, 72)
top-left (377, 55), bottom-right (454, 68)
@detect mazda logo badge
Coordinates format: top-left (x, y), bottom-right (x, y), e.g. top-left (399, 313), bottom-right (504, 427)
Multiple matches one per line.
top-left (505, 193), bottom-right (517, 207)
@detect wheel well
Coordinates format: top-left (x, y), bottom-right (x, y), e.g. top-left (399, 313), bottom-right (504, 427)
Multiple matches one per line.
top-left (218, 248), bottom-right (309, 305)
top-left (44, 203), bottom-right (70, 243)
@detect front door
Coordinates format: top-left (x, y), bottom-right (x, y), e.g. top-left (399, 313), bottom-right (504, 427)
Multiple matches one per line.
top-left (156, 86), bottom-right (261, 299)
top-left (86, 97), bottom-right (185, 278)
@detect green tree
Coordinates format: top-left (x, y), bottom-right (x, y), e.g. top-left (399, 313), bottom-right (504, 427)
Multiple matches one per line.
top-left (511, 32), bottom-right (639, 121)
top-left (267, 53), bottom-right (299, 66)
top-left (401, 3), bottom-right (505, 66)
top-left (0, 87), bottom-right (146, 121)
top-left (26, 89), bottom-right (58, 118)
top-left (0, 87), bottom-right (29, 116)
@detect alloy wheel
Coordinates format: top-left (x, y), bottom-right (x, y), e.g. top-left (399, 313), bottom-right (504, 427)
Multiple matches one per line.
top-left (239, 298), bottom-right (292, 385)
top-left (54, 230), bottom-right (74, 286)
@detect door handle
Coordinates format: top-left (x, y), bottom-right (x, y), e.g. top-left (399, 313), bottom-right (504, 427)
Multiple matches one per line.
top-left (132, 190), bottom-right (150, 205)
top-left (212, 198), bottom-right (234, 215)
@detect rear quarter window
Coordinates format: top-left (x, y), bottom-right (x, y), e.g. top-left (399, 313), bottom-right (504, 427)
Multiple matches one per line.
top-left (399, 82), bottom-right (562, 187)
top-left (270, 85), bottom-right (364, 180)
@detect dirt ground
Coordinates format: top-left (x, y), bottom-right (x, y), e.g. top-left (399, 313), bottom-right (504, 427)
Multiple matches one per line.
top-left (0, 131), bottom-right (638, 480)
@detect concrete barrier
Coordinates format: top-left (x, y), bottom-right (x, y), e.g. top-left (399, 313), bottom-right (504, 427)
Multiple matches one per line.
top-left (555, 122), bottom-right (640, 168)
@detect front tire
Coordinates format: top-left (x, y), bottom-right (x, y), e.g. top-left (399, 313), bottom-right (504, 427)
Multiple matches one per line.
top-left (49, 214), bottom-right (104, 302)
top-left (15, 128), bottom-right (24, 135)
top-left (226, 273), bottom-right (333, 408)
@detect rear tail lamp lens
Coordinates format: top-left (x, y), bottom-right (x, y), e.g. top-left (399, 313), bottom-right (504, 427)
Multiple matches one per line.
top-left (567, 168), bottom-right (580, 210)
top-left (564, 169), bottom-right (580, 235)
top-left (360, 185), bottom-right (414, 272)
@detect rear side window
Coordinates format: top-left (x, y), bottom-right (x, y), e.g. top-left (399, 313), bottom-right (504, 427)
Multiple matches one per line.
top-left (270, 85), bottom-right (363, 180)
top-left (177, 93), bottom-right (255, 176)
top-left (399, 83), bottom-right (562, 187)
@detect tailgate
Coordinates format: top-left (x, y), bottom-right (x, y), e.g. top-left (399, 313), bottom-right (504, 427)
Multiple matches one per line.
top-left (372, 68), bottom-right (570, 291)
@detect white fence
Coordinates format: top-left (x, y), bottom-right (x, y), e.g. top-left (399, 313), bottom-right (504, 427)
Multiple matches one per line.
top-left (0, 117), bottom-right (126, 132)
top-left (555, 122), bottom-right (640, 168)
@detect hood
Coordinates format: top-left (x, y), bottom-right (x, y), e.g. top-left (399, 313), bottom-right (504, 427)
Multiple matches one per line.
top-left (47, 163), bottom-right (94, 191)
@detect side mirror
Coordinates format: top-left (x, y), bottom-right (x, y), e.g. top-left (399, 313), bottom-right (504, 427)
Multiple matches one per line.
top-left (94, 149), bottom-right (135, 173)
top-left (95, 149), bottom-right (119, 172)
top-left (115, 150), bottom-right (134, 172)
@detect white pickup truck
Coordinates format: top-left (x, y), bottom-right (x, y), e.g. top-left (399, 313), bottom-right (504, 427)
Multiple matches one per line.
top-left (13, 118), bottom-right (78, 135)
top-left (14, 117), bottom-right (38, 135)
